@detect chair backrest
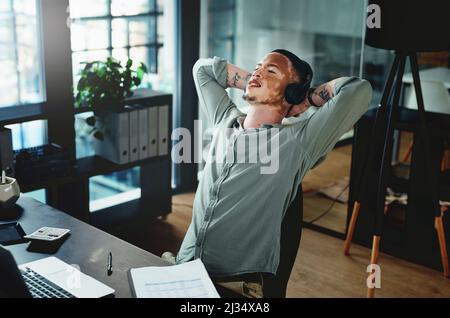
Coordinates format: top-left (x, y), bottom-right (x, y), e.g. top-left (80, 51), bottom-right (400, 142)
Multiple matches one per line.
top-left (405, 80), bottom-right (450, 114)
top-left (263, 184), bottom-right (303, 297)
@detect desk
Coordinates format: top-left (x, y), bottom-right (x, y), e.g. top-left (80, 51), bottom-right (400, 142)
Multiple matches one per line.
top-left (403, 67), bottom-right (450, 89)
top-left (1, 196), bottom-right (169, 298)
top-left (1, 196), bottom-right (236, 298)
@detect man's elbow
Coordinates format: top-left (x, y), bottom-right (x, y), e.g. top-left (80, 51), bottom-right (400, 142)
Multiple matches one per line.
top-left (353, 79), bottom-right (373, 113)
top-left (192, 58), bottom-right (210, 78)
top-left (359, 79), bottom-right (373, 104)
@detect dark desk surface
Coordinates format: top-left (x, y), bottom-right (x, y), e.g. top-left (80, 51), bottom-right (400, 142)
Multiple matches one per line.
top-left (1, 196), bottom-right (170, 298)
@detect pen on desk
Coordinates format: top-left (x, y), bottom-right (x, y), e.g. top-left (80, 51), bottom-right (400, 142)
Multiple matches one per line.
top-left (107, 252), bottom-right (113, 276)
top-left (1, 170), bottom-right (5, 184)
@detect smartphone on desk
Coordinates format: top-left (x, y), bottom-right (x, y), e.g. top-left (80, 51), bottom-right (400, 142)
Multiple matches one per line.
top-left (0, 222), bottom-right (27, 245)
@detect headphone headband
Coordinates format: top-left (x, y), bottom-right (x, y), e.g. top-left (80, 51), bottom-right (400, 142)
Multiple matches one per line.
top-left (271, 49), bottom-right (313, 86)
top-left (272, 49), bottom-right (313, 106)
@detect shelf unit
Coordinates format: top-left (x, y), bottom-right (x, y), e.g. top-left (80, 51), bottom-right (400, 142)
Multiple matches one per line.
top-left (1, 90), bottom-right (173, 223)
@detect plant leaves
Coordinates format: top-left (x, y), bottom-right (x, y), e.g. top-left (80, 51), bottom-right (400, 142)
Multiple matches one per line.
top-left (139, 62), bottom-right (148, 73)
top-left (137, 68), bottom-right (145, 81)
top-left (126, 59), bottom-right (133, 68)
top-left (76, 57), bottom-right (147, 111)
top-left (97, 66), bottom-right (107, 77)
top-left (133, 77), bottom-right (141, 86)
top-left (82, 62), bottom-right (94, 72)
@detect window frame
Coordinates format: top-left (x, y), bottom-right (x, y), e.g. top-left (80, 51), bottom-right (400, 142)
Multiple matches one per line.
top-left (1, 0), bottom-right (201, 196)
top-left (0, 0), bottom-right (46, 109)
top-left (70, 0), bottom-right (164, 77)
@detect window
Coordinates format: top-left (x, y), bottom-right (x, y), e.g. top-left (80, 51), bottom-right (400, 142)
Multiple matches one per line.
top-left (0, 0), bottom-right (44, 107)
top-left (0, 0), bottom-right (47, 201)
top-left (6, 120), bottom-right (47, 150)
top-left (207, 0), bottom-right (236, 62)
top-left (202, 0), bottom-right (367, 112)
top-left (69, 0), bottom-right (164, 87)
top-left (69, 0), bottom-right (175, 211)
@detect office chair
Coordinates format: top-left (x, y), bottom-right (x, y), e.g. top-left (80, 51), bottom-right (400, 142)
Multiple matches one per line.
top-left (402, 80), bottom-right (450, 162)
top-left (395, 80), bottom-right (450, 277)
top-left (263, 184), bottom-right (303, 298)
top-left (436, 170), bottom-right (450, 277)
top-left (405, 80), bottom-right (450, 115)
top-left (395, 145), bottom-right (449, 278)
top-left (403, 80), bottom-right (450, 162)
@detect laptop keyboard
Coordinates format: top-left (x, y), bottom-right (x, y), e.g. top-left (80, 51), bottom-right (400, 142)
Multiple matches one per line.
top-left (21, 268), bottom-right (75, 298)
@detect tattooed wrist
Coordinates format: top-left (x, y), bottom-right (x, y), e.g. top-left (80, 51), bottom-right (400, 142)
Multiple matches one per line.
top-left (228, 72), bottom-right (251, 89)
top-left (314, 89), bottom-right (331, 102)
top-left (309, 84), bottom-right (334, 107)
top-left (232, 73), bottom-right (241, 87)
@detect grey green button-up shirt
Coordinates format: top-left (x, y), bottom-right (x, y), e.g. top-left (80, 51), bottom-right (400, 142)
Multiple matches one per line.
top-left (176, 57), bottom-right (372, 277)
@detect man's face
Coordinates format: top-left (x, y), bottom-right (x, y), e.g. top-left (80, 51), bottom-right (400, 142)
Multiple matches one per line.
top-left (244, 52), bottom-right (299, 106)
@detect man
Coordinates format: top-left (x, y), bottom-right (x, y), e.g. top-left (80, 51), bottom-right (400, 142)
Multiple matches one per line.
top-left (164, 49), bottom-right (372, 297)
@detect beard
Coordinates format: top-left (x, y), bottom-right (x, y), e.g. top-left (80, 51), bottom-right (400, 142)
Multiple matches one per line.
top-left (242, 92), bottom-right (257, 102)
top-left (243, 91), bottom-right (284, 106)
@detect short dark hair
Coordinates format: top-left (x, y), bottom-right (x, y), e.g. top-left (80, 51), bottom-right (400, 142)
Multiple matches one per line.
top-left (271, 49), bottom-right (313, 85)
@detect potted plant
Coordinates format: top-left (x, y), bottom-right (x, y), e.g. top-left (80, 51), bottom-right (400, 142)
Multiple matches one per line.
top-left (74, 57), bottom-right (148, 140)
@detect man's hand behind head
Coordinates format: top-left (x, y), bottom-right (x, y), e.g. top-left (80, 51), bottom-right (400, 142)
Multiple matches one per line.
top-left (285, 98), bottom-right (311, 117)
top-left (285, 78), bottom-right (340, 117)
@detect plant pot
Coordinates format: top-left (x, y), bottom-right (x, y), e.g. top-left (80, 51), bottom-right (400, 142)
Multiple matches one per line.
top-left (0, 177), bottom-right (20, 211)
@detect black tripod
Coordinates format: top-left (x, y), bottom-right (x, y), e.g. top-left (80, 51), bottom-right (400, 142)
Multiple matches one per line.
top-left (343, 51), bottom-right (448, 297)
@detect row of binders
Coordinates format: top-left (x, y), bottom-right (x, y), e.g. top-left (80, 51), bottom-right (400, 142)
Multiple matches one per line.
top-left (94, 105), bottom-right (169, 165)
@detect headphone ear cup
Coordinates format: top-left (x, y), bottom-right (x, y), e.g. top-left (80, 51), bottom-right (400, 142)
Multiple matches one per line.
top-left (285, 83), bottom-right (308, 105)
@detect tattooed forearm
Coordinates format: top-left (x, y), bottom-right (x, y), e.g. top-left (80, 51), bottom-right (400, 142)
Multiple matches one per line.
top-left (314, 88), bottom-right (331, 102)
top-left (232, 72), bottom-right (241, 87)
top-left (308, 82), bottom-right (335, 107)
top-left (229, 72), bottom-right (251, 88)
top-left (227, 64), bottom-right (251, 90)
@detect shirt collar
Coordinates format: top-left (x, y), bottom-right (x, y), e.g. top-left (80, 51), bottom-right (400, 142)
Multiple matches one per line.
top-left (235, 116), bottom-right (282, 131)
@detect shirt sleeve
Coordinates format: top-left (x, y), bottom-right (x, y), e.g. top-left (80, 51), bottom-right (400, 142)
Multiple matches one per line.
top-left (296, 77), bottom-right (373, 167)
top-left (193, 57), bottom-right (236, 126)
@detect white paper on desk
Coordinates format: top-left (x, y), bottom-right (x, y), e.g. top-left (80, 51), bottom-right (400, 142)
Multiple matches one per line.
top-left (129, 259), bottom-right (220, 298)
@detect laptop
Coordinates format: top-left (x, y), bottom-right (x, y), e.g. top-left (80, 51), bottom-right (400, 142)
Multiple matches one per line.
top-left (0, 246), bottom-right (115, 298)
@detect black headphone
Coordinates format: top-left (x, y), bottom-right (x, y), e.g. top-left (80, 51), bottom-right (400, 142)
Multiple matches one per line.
top-left (285, 74), bottom-right (313, 105)
top-left (272, 49), bottom-right (314, 106)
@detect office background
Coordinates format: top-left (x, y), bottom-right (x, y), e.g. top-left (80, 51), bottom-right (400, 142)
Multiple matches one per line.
top-left (1, 0), bottom-right (448, 232)
top-left (1, 0), bottom-right (450, 298)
